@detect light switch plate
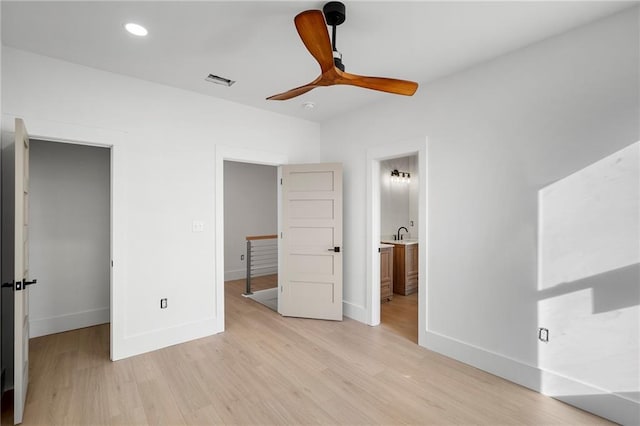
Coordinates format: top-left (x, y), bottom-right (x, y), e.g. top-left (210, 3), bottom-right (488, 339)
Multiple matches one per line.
top-left (192, 221), bottom-right (204, 232)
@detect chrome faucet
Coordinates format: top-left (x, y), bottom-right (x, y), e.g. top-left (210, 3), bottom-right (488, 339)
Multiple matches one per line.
top-left (397, 226), bottom-right (409, 241)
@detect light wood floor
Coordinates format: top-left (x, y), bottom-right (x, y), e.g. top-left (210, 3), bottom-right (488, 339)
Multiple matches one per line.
top-left (16, 278), bottom-right (612, 425)
top-left (381, 292), bottom-right (418, 343)
top-left (243, 274), bottom-right (278, 293)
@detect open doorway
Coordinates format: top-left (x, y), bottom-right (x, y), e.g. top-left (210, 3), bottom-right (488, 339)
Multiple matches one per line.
top-left (367, 137), bottom-right (427, 347)
top-left (1, 135), bottom-right (112, 424)
top-left (223, 160), bottom-right (279, 314)
top-left (214, 146), bottom-right (286, 332)
top-left (216, 150), bottom-right (344, 326)
top-left (28, 140), bottom-right (111, 339)
top-left (379, 155), bottom-right (419, 343)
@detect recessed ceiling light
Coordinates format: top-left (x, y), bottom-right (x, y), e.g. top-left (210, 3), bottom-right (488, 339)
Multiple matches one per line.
top-left (124, 23), bottom-right (148, 37)
top-left (302, 101), bottom-right (315, 110)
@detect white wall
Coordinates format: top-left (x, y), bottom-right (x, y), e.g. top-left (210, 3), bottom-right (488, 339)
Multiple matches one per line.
top-left (320, 7), bottom-right (639, 425)
top-left (380, 155), bottom-right (418, 240)
top-left (538, 142), bottom-right (639, 403)
top-left (29, 140), bottom-right (110, 337)
top-left (223, 161), bottom-right (277, 280)
top-left (1, 47), bottom-right (321, 360)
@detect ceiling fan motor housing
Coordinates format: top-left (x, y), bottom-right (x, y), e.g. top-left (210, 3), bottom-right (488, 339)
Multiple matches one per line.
top-left (323, 2), bottom-right (346, 26)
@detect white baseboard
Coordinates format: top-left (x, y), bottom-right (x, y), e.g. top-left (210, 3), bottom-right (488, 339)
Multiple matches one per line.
top-left (30, 307), bottom-right (110, 338)
top-left (113, 317), bottom-right (221, 361)
top-left (343, 300), bottom-right (367, 323)
top-left (424, 330), bottom-right (639, 426)
top-left (225, 269), bottom-right (245, 281)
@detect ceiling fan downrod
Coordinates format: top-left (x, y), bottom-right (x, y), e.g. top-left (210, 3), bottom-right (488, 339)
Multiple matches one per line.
top-left (323, 1), bottom-right (346, 71)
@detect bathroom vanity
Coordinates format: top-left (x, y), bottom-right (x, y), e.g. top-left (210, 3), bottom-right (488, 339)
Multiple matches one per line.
top-left (381, 240), bottom-right (418, 296)
top-left (379, 244), bottom-right (394, 302)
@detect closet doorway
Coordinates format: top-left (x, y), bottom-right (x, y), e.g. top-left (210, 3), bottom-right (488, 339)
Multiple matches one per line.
top-left (29, 140), bottom-right (111, 341)
top-left (1, 130), bottom-right (112, 424)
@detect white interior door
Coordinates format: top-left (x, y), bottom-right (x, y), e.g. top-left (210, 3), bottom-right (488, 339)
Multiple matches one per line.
top-left (14, 118), bottom-right (33, 424)
top-left (279, 163), bottom-right (343, 321)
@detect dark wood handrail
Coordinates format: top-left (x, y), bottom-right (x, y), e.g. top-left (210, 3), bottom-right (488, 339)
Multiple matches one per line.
top-left (246, 234), bottom-right (277, 241)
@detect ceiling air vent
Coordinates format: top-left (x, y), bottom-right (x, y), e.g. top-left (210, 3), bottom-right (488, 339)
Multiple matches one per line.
top-left (205, 74), bottom-right (236, 87)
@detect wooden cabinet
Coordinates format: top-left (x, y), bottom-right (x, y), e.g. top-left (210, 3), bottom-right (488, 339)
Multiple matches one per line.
top-left (393, 243), bottom-right (418, 295)
top-left (380, 246), bottom-right (394, 302)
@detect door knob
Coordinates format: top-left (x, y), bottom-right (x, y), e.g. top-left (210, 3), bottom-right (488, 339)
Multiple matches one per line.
top-left (24, 279), bottom-right (37, 287)
top-left (16, 279), bottom-right (37, 290)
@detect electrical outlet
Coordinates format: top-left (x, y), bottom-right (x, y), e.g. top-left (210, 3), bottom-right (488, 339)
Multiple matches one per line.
top-left (538, 327), bottom-right (549, 342)
top-left (160, 298), bottom-right (168, 309)
top-left (241, 254), bottom-right (245, 261)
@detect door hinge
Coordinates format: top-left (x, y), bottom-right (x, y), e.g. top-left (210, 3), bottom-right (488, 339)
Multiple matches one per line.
top-left (280, 178), bottom-right (283, 185)
top-left (280, 232), bottom-right (283, 238)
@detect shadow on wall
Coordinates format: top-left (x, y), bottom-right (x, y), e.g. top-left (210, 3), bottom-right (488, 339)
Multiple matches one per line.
top-left (536, 142), bottom-right (639, 424)
top-left (538, 263), bottom-right (640, 314)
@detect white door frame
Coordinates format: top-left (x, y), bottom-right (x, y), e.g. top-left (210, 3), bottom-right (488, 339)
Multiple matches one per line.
top-left (214, 145), bottom-right (287, 332)
top-left (3, 115), bottom-right (122, 360)
top-left (366, 136), bottom-right (428, 347)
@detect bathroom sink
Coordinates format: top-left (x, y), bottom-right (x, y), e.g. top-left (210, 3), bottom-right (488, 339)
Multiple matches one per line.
top-left (381, 239), bottom-right (418, 245)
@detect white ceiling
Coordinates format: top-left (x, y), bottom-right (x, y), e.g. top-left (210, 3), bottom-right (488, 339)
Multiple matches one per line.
top-left (2, 1), bottom-right (635, 122)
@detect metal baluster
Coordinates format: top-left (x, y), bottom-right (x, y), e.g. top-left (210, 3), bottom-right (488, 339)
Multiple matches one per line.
top-left (244, 239), bottom-right (253, 295)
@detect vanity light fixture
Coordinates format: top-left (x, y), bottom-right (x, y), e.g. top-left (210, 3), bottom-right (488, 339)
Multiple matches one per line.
top-left (391, 169), bottom-right (411, 183)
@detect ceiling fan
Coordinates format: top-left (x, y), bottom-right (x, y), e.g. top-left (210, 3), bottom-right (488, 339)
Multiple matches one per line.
top-left (267, 1), bottom-right (419, 101)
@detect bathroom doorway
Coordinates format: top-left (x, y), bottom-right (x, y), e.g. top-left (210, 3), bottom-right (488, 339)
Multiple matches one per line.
top-left (366, 137), bottom-right (427, 347)
top-left (379, 155), bottom-right (419, 342)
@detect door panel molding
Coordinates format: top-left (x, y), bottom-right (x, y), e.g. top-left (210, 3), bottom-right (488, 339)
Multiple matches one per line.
top-left (280, 163), bottom-right (343, 321)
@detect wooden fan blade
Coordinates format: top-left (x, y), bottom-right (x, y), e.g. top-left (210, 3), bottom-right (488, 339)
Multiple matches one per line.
top-left (295, 10), bottom-right (334, 73)
top-left (268, 9), bottom-right (417, 101)
top-left (337, 71), bottom-right (419, 96)
top-left (266, 81), bottom-right (319, 101)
